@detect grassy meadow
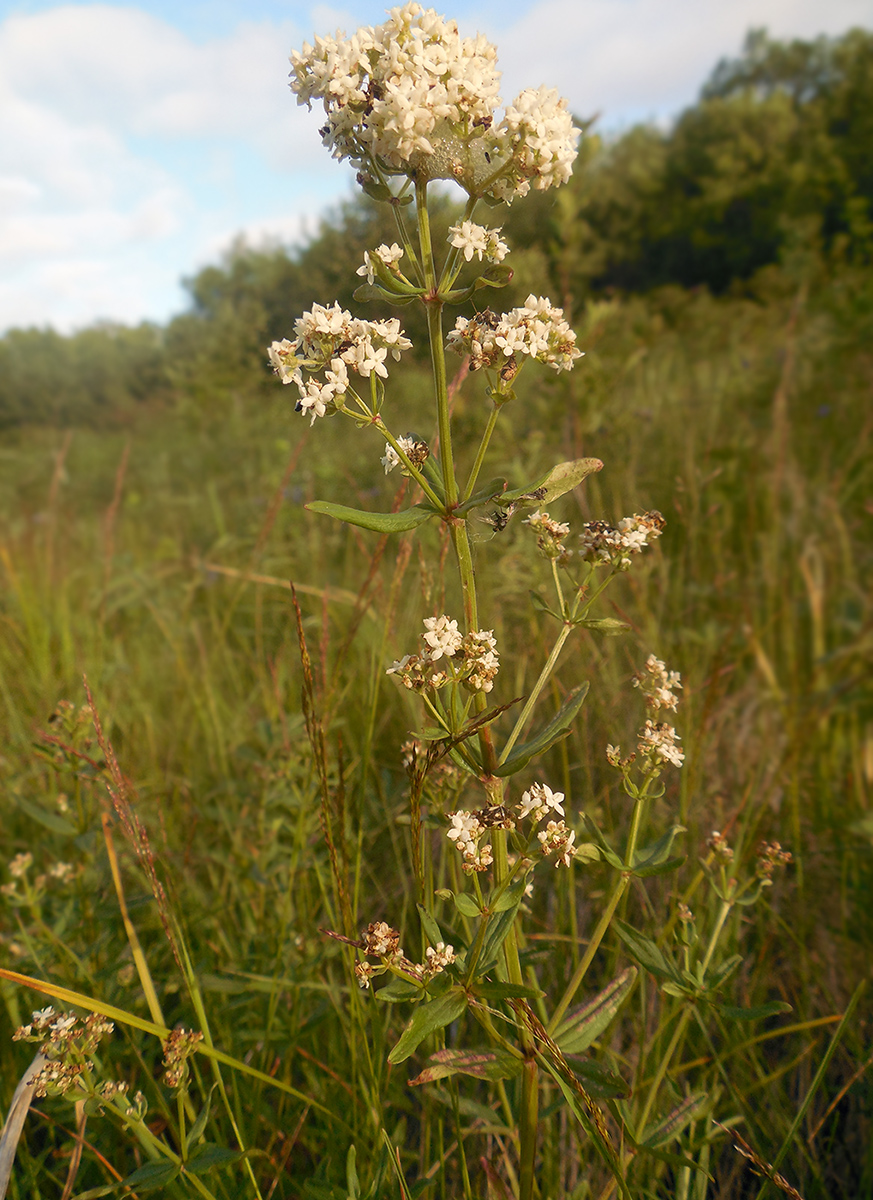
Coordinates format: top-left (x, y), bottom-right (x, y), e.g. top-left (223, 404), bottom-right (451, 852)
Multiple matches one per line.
top-left (1, 256), bottom-right (871, 1198)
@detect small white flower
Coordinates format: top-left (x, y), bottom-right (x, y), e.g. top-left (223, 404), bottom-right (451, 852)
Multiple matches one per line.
top-left (518, 781), bottom-right (565, 821)
top-left (448, 221), bottom-right (509, 263)
top-left (422, 615), bottom-right (463, 660)
top-left (381, 435), bottom-right (418, 475)
top-left (638, 720), bottom-right (685, 768)
top-left (9, 853), bottom-right (32, 878)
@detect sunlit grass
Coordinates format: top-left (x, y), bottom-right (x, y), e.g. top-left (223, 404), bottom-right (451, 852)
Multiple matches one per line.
top-left (1, 273), bottom-right (870, 1198)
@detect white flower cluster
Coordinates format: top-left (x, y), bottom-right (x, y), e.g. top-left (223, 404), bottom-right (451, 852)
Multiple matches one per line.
top-left (637, 720), bottom-right (685, 769)
top-left (448, 221), bottom-right (509, 263)
top-left (381, 433), bottom-right (430, 474)
top-left (289, 4), bottom-right (578, 200)
top-left (633, 654), bottom-right (682, 712)
top-left (387, 616), bottom-right (500, 693)
top-left (517, 781), bottom-right (565, 821)
top-left (578, 511), bottom-right (666, 569)
top-left (447, 809), bottom-right (494, 873)
top-left (523, 509), bottom-right (572, 562)
top-left (492, 85), bottom-right (578, 199)
top-left (268, 302), bottom-right (412, 424)
top-left (447, 295), bottom-right (582, 376)
top-left (354, 921), bottom-right (456, 989)
top-left (357, 242), bottom-right (404, 285)
top-left (608, 655), bottom-right (684, 772)
top-left (516, 782), bottom-right (598, 869)
top-left (537, 820), bottom-right (577, 868)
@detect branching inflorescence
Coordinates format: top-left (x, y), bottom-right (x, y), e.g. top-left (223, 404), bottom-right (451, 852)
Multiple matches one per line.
top-left (264, 5), bottom-right (793, 1197)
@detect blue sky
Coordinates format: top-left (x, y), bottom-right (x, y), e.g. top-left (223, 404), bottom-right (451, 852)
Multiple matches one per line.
top-left (1, 0), bottom-right (870, 333)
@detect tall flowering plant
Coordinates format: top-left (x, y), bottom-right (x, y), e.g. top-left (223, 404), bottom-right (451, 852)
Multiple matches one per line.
top-left (271, 6), bottom-right (790, 1196)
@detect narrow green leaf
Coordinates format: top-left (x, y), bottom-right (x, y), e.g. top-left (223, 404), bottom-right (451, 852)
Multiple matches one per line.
top-left (306, 501), bottom-right (437, 533)
top-left (706, 954), bottom-right (743, 991)
top-left (529, 590), bottom-right (562, 619)
top-left (717, 1000), bottom-right (792, 1021)
top-left (478, 906), bottom-right (523, 973)
top-left (15, 796), bottom-right (77, 836)
top-left (490, 877), bottom-right (530, 913)
top-left (631, 825), bottom-right (686, 874)
top-left (555, 966), bottom-right (638, 1054)
top-left (574, 617), bottom-right (630, 636)
top-left (187, 1087), bottom-right (214, 1146)
top-left (472, 981), bottom-right (544, 1001)
top-left (580, 814), bottom-right (624, 869)
top-left (613, 920), bottom-right (680, 983)
top-left (641, 1093), bottom-right (709, 1148)
top-left (346, 1145), bottom-right (361, 1199)
top-left (408, 1048), bottom-right (522, 1086)
top-left (496, 683), bottom-right (589, 776)
top-left (633, 855), bottom-right (686, 878)
top-left (353, 283), bottom-right (417, 305)
top-left (121, 1160), bottom-right (181, 1187)
top-left (376, 976), bottom-right (423, 1002)
top-left (417, 904), bottom-right (442, 949)
top-left (565, 1056), bottom-right (632, 1099)
top-left (388, 991), bottom-right (468, 1064)
top-left (453, 892), bottom-right (481, 918)
top-left (184, 1144), bottom-right (244, 1175)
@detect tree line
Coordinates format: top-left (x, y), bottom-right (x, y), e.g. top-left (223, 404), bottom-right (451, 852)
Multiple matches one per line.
top-left (1, 27), bottom-right (870, 429)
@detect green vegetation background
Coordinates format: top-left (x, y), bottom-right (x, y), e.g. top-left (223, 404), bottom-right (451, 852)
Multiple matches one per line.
top-left (1, 28), bottom-right (871, 1199)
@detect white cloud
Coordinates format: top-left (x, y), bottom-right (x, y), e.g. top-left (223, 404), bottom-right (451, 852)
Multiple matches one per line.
top-left (495, 0), bottom-right (873, 126)
top-left (0, 3), bottom-right (334, 330)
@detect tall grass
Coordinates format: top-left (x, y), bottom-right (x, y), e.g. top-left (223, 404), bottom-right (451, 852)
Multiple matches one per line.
top-left (1, 268), bottom-right (870, 1198)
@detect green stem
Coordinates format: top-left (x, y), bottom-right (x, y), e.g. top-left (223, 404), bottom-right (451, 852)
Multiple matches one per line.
top-left (438, 194), bottom-right (478, 293)
top-left (547, 788), bottom-right (649, 1033)
top-left (635, 1006), bottom-right (692, 1140)
top-left (463, 401), bottom-right (501, 502)
top-left (416, 178), bottom-right (457, 509)
top-left (499, 623), bottom-right (574, 765)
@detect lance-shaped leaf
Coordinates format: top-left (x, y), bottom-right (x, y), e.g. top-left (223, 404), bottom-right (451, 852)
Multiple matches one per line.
top-left (388, 990), bottom-right (468, 1064)
top-left (421, 454), bottom-right (446, 497)
top-left (630, 824), bottom-right (687, 877)
top-left (306, 501), bottom-right (438, 534)
top-left (706, 953), bottom-right (743, 992)
top-left (417, 903), bottom-right (443, 949)
top-left (185, 1145), bottom-right (245, 1176)
top-left (473, 981), bottom-right (544, 1001)
top-left (377, 976), bottom-right (423, 1003)
top-left (716, 1000), bottom-right (792, 1021)
top-left (501, 458), bottom-right (603, 507)
top-left (121, 1161), bottom-right (182, 1188)
top-left (495, 683), bottom-right (589, 777)
top-left (478, 905), bottom-right (524, 973)
top-left (565, 1056), bottom-right (632, 1099)
top-left (409, 1048), bottom-right (523, 1086)
top-left (453, 891), bottom-right (481, 918)
top-left (530, 590), bottom-right (562, 620)
top-left (555, 966), bottom-right (638, 1054)
top-left (613, 919), bottom-right (682, 984)
top-left (574, 617), bottom-right (630, 636)
top-left (581, 813), bottom-right (625, 870)
top-left (639, 1093), bottom-right (709, 1148)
